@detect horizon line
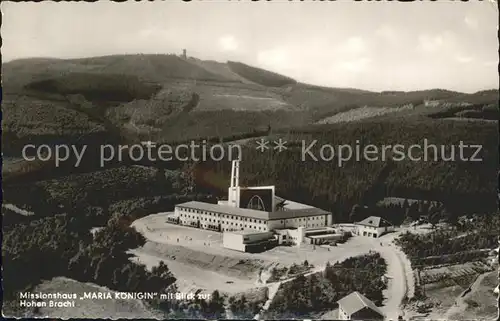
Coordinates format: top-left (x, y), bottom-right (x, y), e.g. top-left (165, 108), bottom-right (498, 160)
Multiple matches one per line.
top-left (3, 53), bottom-right (499, 95)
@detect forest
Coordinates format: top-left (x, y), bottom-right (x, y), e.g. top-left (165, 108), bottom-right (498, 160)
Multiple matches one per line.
top-left (394, 213), bottom-right (499, 267)
top-left (24, 73), bottom-right (162, 103)
top-left (2, 202), bottom-right (228, 319)
top-left (265, 253), bottom-right (387, 319)
top-left (195, 117), bottom-right (497, 222)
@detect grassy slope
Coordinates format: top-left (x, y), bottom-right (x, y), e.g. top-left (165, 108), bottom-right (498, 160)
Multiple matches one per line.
top-left (188, 58), bottom-right (257, 84)
top-left (227, 61), bottom-right (297, 87)
top-left (454, 270), bottom-right (498, 320)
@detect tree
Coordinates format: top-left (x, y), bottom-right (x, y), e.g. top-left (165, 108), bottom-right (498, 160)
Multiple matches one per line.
top-left (402, 199), bottom-right (410, 212)
top-left (84, 206), bottom-right (107, 225)
top-left (428, 211), bottom-right (440, 229)
top-left (443, 207), bottom-right (458, 227)
top-left (94, 256), bottom-right (112, 283)
top-left (206, 290), bottom-right (225, 319)
top-left (349, 204), bottom-right (363, 222)
top-left (407, 202), bottom-right (420, 221)
top-left (323, 261), bottom-right (335, 281)
top-left (180, 163), bottom-right (197, 194)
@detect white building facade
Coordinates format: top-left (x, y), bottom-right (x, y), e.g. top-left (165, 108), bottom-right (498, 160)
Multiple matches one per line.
top-left (172, 159), bottom-right (334, 249)
top-left (174, 201), bottom-right (332, 233)
top-left (353, 216), bottom-right (394, 238)
top-left (222, 231), bottom-right (275, 252)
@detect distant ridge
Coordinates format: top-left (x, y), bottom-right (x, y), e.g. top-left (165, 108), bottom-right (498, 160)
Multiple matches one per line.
top-left (3, 54), bottom-right (498, 95)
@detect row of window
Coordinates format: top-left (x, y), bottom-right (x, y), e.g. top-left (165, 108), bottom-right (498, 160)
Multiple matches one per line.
top-left (178, 208), bottom-right (264, 224)
top-left (178, 208), bottom-right (327, 227)
top-left (179, 215), bottom-right (266, 227)
top-left (223, 226), bottom-right (267, 232)
top-left (278, 216), bottom-right (323, 223)
top-left (181, 215), bottom-right (324, 228)
top-left (179, 220), bottom-right (268, 232)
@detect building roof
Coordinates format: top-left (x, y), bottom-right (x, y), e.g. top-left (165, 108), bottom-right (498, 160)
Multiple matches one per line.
top-left (224, 230), bottom-right (273, 236)
top-left (377, 197), bottom-right (442, 206)
top-left (275, 196), bottom-right (314, 210)
top-left (356, 216), bottom-right (393, 228)
top-left (307, 233), bottom-right (342, 239)
top-left (306, 227), bottom-right (335, 232)
top-left (337, 291), bottom-right (384, 317)
top-left (268, 207), bottom-right (330, 220)
top-left (176, 201), bottom-right (330, 221)
top-left (275, 196), bottom-right (286, 204)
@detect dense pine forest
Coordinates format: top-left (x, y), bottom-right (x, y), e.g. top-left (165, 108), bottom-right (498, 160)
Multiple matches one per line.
top-left (195, 118), bottom-right (497, 221)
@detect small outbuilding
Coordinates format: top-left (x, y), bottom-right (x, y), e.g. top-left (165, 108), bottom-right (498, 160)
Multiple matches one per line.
top-left (337, 291), bottom-right (384, 320)
top-left (222, 231), bottom-right (276, 253)
top-left (353, 216), bottom-right (394, 238)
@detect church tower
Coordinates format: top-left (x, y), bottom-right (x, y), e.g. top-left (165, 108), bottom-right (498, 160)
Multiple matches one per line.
top-left (228, 159), bottom-right (241, 208)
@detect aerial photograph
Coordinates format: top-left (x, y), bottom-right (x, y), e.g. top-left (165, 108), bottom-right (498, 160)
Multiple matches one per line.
top-left (1, 1), bottom-right (498, 320)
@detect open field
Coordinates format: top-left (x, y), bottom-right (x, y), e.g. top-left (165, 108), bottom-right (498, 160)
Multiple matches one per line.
top-left (421, 261), bottom-right (492, 285)
top-left (316, 104), bottom-right (414, 124)
top-left (162, 80), bottom-right (294, 111)
top-left (5, 277), bottom-right (164, 319)
top-left (409, 282), bottom-right (466, 319)
top-left (128, 249), bottom-right (262, 295)
top-left (447, 270), bottom-right (498, 320)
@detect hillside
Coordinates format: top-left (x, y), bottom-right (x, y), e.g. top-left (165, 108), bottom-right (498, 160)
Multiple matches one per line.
top-left (188, 58), bottom-right (258, 84)
top-left (24, 73), bottom-right (162, 103)
top-left (227, 61), bottom-right (297, 87)
top-left (2, 54), bottom-right (498, 188)
top-left (2, 54), bottom-right (233, 92)
top-left (3, 54), bottom-right (497, 320)
top-left (2, 94), bottom-right (110, 156)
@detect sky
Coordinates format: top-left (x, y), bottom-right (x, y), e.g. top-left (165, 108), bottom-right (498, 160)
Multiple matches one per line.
top-left (2, 1), bottom-right (498, 93)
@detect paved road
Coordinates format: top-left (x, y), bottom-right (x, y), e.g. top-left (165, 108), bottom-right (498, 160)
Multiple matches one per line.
top-left (376, 241), bottom-right (409, 320)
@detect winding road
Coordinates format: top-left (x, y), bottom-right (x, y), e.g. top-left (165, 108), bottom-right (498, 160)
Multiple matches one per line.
top-left (253, 230), bottom-right (415, 320)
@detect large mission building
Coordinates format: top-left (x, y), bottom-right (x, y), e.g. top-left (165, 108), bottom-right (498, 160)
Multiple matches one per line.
top-left (174, 160), bottom-right (332, 232)
top-left (172, 160), bottom-right (335, 251)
